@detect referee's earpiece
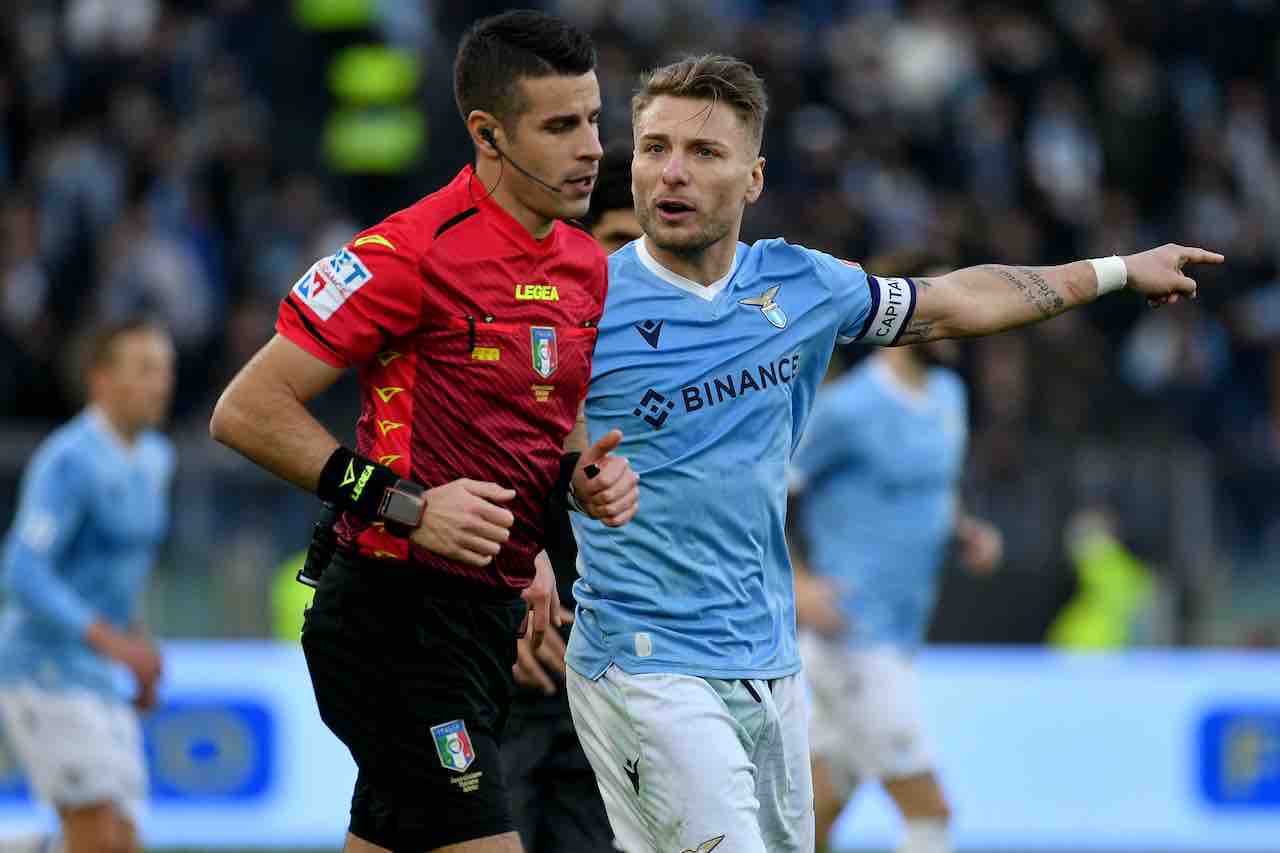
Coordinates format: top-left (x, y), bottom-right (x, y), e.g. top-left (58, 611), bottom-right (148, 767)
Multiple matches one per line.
top-left (480, 127), bottom-right (497, 149)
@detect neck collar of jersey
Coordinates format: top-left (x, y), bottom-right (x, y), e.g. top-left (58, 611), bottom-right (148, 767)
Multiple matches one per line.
top-left (464, 166), bottom-right (560, 254)
top-left (87, 406), bottom-right (141, 456)
top-left (635, 237), bottom-right (740, 302)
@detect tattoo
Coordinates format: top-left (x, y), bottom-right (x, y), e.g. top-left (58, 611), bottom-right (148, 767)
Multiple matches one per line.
top-left (979, 265), bottom-right (1066, 320)
top-left (898, 319), bottom-right (934, 344)
top-left (1021, 266), bottom-right (1065, 315)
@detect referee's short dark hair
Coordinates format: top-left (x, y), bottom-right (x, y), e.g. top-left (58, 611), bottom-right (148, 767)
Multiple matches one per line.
top-left (585, 142), bottom-right (634, 227)
top-left (454, 10), bottom-right (596, 130)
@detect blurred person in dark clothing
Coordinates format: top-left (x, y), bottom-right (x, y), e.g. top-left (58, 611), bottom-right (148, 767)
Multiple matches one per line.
top-left (502, 143), bottom-right (640, 853)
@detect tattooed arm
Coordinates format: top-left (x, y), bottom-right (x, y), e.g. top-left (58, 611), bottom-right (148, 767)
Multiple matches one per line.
top-left (896, 244), bottom-right (1225, 344)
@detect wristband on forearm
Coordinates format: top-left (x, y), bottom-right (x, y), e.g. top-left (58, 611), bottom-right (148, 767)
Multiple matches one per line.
top-left (557, 451), bottom-right (586, 513)
top-left (1088, 256), bottom-right (1127, 296)
top-left (316, 447), bottom-right (427, 537)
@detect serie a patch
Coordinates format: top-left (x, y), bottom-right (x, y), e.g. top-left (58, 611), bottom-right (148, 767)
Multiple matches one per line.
top-left (293, 248), bottom-right (373, 321)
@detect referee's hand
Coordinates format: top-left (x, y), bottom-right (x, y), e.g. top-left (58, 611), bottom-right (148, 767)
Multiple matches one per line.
top-left (517, 550), bottom-right (563, 652)
top-left (572, 429), bottom-right (639, 527)
top-left (412, 478), bottom-right (515, 566)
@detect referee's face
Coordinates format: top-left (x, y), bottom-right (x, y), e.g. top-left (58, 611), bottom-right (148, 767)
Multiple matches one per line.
top-left (96, 328), bottom-right (176, 432)
top-left (504, 72), bottom-right (603, 223)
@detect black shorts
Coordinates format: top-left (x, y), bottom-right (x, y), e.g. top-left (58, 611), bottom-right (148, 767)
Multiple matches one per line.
top-left (502, 700), bottom-right (614, 853)
top-left (301, 550), bottom-right (525, 850)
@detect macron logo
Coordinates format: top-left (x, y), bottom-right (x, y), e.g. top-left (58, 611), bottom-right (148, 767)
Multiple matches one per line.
top-left (635, 319), bottom-right (664, 349)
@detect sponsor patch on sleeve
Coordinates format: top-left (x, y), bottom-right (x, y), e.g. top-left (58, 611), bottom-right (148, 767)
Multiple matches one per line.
top-left (292, 248), bottom-right (373, 321)
top-left (862, 275), bottom-right (917, 346)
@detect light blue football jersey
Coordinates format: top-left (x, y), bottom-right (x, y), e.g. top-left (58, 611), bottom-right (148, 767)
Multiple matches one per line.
top-left (0, 409), bottom-right (174, 698)
top-left (568, 238), bottom-right (916, 680)
top-left (790, 357), bottom-right (968, 649)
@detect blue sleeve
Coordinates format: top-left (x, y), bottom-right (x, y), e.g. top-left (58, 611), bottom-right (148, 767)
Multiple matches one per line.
top-left (803, 248), bottom-right (918, 346)
top-left (790, 389), bottom-right (858, 493)
top-left (2, 446), bottom-right (96, 639)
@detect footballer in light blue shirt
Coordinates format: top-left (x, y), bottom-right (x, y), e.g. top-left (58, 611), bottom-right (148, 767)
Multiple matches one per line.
top-left (0, 318), bottom-right (174, 848)
top-left (788, 338), bottom-right (1002, 853)
top-left (562, 54), bottom-right (1223, 853)
top-left (789, 345), bottom-right (997, 652)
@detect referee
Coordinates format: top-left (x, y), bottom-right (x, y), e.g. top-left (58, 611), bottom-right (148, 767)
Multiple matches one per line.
top-left (210, 12), bottom-right (638, 853)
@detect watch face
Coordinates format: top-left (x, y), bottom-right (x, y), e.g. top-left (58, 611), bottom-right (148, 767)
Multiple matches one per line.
top-left (381, 486), bottom-right (425, 527)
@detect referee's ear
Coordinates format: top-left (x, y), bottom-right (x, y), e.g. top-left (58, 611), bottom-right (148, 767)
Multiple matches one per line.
top-left (466, 111), bottom-right (503, 161)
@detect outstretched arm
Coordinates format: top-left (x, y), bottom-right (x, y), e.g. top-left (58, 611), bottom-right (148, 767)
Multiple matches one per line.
top-left (897, 244), bottom-right (1225, 344)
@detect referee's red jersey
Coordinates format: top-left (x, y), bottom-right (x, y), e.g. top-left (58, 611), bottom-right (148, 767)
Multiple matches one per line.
top-left (276, 166), bottom-right (607, 590)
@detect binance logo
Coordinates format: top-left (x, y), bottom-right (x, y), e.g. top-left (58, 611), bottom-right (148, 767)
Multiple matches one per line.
top-left (633, 388), bottom-right (675, 429)
top-left (515, 283), bottom-right (559, 301)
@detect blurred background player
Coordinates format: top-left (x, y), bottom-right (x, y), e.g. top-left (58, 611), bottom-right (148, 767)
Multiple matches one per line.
top-left (502, 141), bottom-right (640, 853)
top-left (0, 317), bottom-right (175, 853)
top-left (789, 251), bottom-right (1003, 853)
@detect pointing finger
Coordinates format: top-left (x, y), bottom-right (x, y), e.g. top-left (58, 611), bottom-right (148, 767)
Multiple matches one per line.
top-left (1181, 247), bottom-right (1225, 265)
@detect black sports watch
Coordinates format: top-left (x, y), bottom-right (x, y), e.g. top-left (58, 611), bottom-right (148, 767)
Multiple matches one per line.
top-left (379, 479), bottom-right (428, 536)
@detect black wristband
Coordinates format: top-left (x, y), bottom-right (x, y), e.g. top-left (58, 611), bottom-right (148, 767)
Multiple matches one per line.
top-left (316, 447), bottom-right (425, 535)
top-left (555, 451), bottom-right (582, 512)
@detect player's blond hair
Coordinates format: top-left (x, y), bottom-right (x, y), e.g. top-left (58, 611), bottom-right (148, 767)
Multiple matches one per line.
top-left (633, 54), bottom-right (768, 152)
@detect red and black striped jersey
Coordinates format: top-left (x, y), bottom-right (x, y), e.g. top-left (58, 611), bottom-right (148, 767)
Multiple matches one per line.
top-left (276, 166), bottom-right (607, 590)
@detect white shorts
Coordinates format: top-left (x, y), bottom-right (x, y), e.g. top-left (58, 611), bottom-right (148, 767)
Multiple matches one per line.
top-left (567, 665), bottom-right (814, 853)
top-left (0, 686), bottom-right (147, 826)
top-left (799, 634), bottom-right (934, 793)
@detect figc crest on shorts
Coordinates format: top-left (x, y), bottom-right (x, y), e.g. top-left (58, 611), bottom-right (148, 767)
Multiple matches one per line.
top-left (530, 326), bottom-right (558, 378)
top-left (431, 719), bottom-right (476, 773)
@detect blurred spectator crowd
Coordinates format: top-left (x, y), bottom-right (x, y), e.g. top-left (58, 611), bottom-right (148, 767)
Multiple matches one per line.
top-left (0, 0), bottom-right (1277, 641)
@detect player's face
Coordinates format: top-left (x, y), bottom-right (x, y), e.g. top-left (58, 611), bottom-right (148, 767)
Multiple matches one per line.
top-left (632, 96), bottom-right (764, 256)
top-left (505, 72), bottom-right (603, 222)
top-left (96, 328), bottom-right (176, 431)
top-left (591, 208), bottom-right (643, 254)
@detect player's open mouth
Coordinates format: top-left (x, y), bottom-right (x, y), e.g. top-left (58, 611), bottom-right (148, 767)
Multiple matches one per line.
top-left (565, 174), bottom-right (596, 193)
top-left (656, 199), bottom-right (696, 223)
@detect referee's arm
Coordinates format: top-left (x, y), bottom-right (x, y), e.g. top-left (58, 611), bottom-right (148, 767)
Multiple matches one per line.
top-left (210, 334), bottom-right (342, 493)
top-left (211, 335), bottom-right (516, 567)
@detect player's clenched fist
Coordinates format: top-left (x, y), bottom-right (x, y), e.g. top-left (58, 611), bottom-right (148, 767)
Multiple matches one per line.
top-left (1122, 243), bottom-right (1224, 307)
top-left (572, 429), bottom-right (640, 527)
top-left (412, 478), bottom-right (515, 566)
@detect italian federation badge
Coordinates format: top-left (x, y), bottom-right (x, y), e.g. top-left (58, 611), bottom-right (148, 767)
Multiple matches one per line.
top-left (531, 326), bottom-right (558, 378)
top-left (431, 719), bottom-right (476, 773)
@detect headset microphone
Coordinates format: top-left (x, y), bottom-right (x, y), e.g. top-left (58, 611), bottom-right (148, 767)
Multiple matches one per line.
top-left (480, 127), bottom-right (562, 194)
